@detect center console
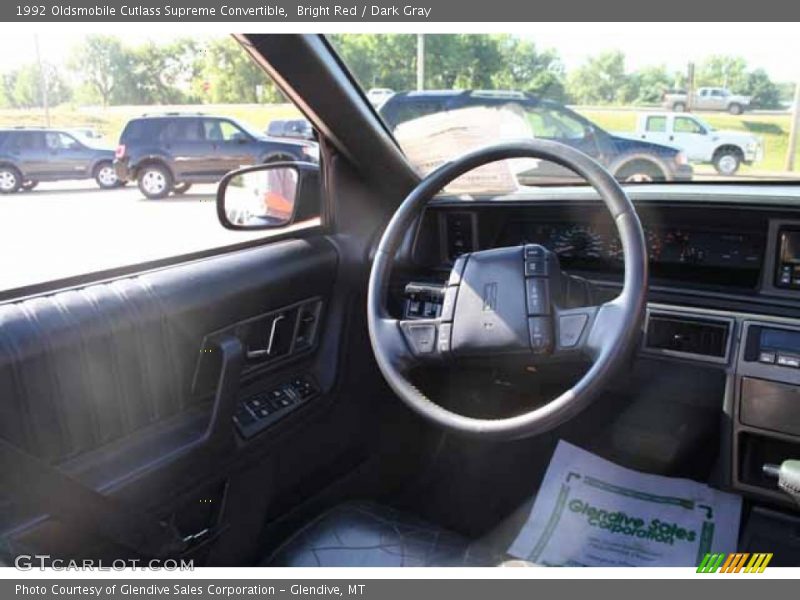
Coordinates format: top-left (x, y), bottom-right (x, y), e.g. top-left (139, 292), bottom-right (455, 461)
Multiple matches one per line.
top-left (734, 320), bottom-right (800, 505)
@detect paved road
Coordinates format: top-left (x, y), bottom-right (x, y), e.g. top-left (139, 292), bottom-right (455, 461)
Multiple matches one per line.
top-left (0, 181), bottom-right (275, 293)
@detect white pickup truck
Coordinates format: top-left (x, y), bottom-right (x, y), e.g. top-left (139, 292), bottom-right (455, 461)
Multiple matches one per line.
top-left (662, 87), bottom-right (751, 115)
top-left (629, 112), bottom-right (763, 175)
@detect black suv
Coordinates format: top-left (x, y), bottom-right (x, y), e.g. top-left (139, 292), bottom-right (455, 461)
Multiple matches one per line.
top-left (0, 127), bottom-right (119, 194)
top-left (379, 90), bottom-right (693, 183)
top-left (114, 114), bottom-right (319, 199)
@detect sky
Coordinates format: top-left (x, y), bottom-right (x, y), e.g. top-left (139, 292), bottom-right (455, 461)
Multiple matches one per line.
top-left (0, 24), bottom-right (797, 82)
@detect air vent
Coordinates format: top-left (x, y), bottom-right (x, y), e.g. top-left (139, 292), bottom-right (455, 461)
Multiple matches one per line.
top-left (645, 313), bottom-right (732, 362)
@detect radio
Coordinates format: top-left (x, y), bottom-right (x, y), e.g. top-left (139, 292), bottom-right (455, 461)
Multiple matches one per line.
top-left (776, 229), bottom-right (800, 289)
top-left (745, 325), bottom-right (800, 369)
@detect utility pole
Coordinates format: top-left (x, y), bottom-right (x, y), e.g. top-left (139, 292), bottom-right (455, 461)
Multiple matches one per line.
top-left (34, 35), bottom-right (50, 127)
top-left (686, 62), bottom-right (695, 112)
top-left (416, 34), bottom-right (425, 91)
top-left (786, 80), bottom-right (800, 172)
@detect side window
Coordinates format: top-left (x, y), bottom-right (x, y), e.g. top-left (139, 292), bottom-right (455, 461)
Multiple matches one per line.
top-left (46, 133), bottom-right (80, 150)
top-left (0, 35), bottom-right (319, 294)
top-left (10, 132), bottom-right (44, 151)
top-left (205, 119), bottom-right (248, 142)
top-left (528, 108), bottom-right (585, 140)
top-left (674, 117), bottom-right (705, 134)
top-left (646, 116), bottom-right (667, 132)
top-left (160, 119), bottom-right (203, 142)
top-left (386, 100), bottom-right (444, 130)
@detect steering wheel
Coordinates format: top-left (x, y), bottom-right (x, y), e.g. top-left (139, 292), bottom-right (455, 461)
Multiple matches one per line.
top-left (367, 140), bottom-right (648, 440)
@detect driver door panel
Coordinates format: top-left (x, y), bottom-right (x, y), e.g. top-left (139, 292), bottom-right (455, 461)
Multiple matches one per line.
top-left (0, 235), bottom-right (370, 562)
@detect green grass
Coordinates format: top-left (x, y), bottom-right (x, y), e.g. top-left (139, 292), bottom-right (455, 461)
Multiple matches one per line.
top-left (0, 103), bottom-right (303, 144)
top-left (578, 109), bottom-right (794, 173)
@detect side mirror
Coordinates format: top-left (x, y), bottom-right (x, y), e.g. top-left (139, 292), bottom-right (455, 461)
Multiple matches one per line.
top-left (216, 162), bottom-right (319, 230)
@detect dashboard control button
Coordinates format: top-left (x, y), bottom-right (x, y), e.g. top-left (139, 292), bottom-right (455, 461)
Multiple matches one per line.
top-left (403, 323), bottom-right (437, 354)
top-left (440, 286), bottom-right (458, 321)
top-left (776, 354), bottom-right (800, 368)
top-left (758, 351), bottom-right (776, 364)
top-left (559, 314), bottom-right (589, 348)
top-left (525, 259), bottom-right (549, 277)
top-left (528, 317), bottom-right (553, 353)
top-left (423, 301), bottom-right (439, 318)
top-left (524, 245), bottom-right (547, 260)
top-left (406, 299), bottom-right (422, 318)
top-left (438, 323), bottom-right (452, 354)
top-left (525, 278), bottom-right (550, 315)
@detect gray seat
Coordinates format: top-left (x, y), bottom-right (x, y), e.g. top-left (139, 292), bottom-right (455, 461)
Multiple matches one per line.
top-left (265, 501), bottom-right (533, 567)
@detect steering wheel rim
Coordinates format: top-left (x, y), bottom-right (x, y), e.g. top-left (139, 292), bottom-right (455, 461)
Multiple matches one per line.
top-left (367, 139), bottom-right (648, 440)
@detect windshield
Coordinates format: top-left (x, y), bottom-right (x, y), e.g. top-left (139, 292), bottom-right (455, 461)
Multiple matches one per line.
top-left (330, 31), bottom-right (798, 193)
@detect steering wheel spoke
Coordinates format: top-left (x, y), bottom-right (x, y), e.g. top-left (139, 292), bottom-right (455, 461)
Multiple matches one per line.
top-left (552, 298), bottom-right (633, 362)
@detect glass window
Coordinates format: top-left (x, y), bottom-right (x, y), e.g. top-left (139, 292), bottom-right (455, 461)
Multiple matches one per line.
top-left (646, 116), bottom-right (667, 133)
top-left (0, 34), bottom-right (318, 294)
top-left (45, 132), bottom-right (81, 150)
top-left (333, 32), bottom-right (798, 191)
top-left (204, 119), bottom-right (249, 142)
top-left (526, 107), bottom-right (587, 140)
top-left (11, 132), bottom-right (45, 150)
top-left (674, 117), bottom-right (705, 134)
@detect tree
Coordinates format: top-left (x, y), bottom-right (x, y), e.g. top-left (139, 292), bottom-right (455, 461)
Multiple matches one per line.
top-left (492, 37), bottom-right (566, 101)
top-left (567, 51), bottom-right (628, 104)
top-left (69, 35), bottom-right (128, 106)
top-left (621, 65), bottom-right (674, 105)
top-left (330, 34), bottom-right (416, 90)
top-left (697, 55), bottom-right (748, 91)
top-left (742, 68), bottom-right (782, 109)
top-left (196, 37), bottom-right (282, 103)
top-left (4, 62), bottom-right (71, 108)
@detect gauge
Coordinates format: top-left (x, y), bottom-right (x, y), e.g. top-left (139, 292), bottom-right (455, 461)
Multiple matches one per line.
top-left (607, 228), bottom-right (661, 261)
top-left (552, 225), bottom-right (604, 259)
top-left (662, 229), bottom-right (691, 263)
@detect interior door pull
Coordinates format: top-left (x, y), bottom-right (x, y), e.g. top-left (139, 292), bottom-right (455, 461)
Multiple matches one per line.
top-left (246, 314), bottom-right (285, 359)
top-left (203, 334), bottom-right (244, 447)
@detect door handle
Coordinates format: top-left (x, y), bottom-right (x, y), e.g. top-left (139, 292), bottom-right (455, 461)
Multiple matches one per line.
top-left (245, 314), bottom-right (286, 360)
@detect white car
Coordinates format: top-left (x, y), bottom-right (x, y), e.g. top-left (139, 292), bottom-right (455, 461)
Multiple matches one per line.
top-left (629, 112), bottom-right (763, 175)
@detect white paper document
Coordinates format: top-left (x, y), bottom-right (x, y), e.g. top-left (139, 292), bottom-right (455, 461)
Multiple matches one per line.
top-left (508, 440), bottom-right (742, 567)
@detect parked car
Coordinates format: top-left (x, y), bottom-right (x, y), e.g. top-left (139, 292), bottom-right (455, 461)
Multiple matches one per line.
top-left (0, 127), bottom-right (119, 193)
top-left (379, 90), bottom-right (693, 183)
top-left (627, 112), bottom-right (763, 175)
top-left (265, 118), bottom-right (315, 141)
top-left (366, 87), bottom-right (394, 106)
top-left (662, 87), bottom-right (751, 115)
top-left (114, 113), bottom-right (319, 199)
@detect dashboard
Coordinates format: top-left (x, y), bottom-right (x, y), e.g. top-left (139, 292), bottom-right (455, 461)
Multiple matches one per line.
top-left (398, 186), bottom-right (800, 511)
top-left (408, 197), bottom-right (793, 293)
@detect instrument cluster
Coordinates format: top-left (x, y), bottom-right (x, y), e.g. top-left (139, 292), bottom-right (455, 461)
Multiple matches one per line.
top-left (498, 221), bottom-right (763, 270)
